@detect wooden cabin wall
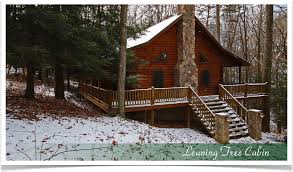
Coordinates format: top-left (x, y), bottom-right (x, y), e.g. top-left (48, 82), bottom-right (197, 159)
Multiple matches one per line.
top-left (196, 30), bottom-right (224, 95)
top-left (131, 24), bottom-right (178, 88)
top-left (131, 23), bottom-right (241, 95)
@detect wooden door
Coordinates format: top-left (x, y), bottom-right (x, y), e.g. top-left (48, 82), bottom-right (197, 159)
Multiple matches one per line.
top-left (152, 71), bottom-right (164, 88)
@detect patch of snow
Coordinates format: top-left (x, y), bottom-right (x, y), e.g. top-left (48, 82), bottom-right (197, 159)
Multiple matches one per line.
top-left (6, 67), bottom-right (25, 74)
top-left (6, 114), bottom-right (216, 160)
top-left (6, 114), bottom-right (285, 160)
top-left (35, 84), bottom-right (55, 97)
top-left (7, 79), bottom-right (86, 109)
top-left (127, 15), bottom-right (181, 48)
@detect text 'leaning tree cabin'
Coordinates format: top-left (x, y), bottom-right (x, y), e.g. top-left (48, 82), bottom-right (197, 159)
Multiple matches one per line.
top-left (79, 5), bottom-right (269, 143)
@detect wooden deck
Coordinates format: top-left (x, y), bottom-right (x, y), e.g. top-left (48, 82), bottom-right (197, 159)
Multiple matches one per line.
top-left (79, 82), bottom-right (268, 139)
top-left (79, 82), bottom-right (268, 113)
top-left (79, 84), bottom-right (191, 113)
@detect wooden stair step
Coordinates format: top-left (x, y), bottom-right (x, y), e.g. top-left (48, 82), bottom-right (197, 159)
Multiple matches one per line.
top-left (205, 101), bottom-right (225, 106)
top-left (229, 122), bottom-right (246, 127)
top-left (229, 130), bottom-right (249, 138)
top-left (207, 104), bottom-right (229, 110)
top-left (211, 107), bottom-right (231, 113)
top-left (228, 114), bottom-right (239, 119)
top-left (229, 118), bottom-right (242, 122)
top-left (202, 98), bottom-right (221, 103)
top-left (200, 95), bottom-right (219, 101)
top-left (229, 126), bottom-right (248, 132)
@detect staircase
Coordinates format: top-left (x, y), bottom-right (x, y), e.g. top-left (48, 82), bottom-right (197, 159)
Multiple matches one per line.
top-left (189, 93), bottom-right (248, 139)
top-left (200, 95), bottom-right (248, 138)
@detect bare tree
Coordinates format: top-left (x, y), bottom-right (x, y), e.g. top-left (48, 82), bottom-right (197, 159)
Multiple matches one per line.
top-left (257, 5), bottom-right (263, 82)
top-left (216, 5), bottom-right (221, 42)
top-left (263, 5), bottom-right (273, 132)
top-left (117, 5), bottom-right (128, 117)
top-left (206, 5), bottom-right (211, 29)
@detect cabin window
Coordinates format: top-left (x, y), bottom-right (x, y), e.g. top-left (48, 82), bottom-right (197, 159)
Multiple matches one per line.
top-left (201, 70), bottom-right (210, 86)
top-left (152, 71), bottom-right (164, 88)
top-left (199, 52), bottom-right (208, 63)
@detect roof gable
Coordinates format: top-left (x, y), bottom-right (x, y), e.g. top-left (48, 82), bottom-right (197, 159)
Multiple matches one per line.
top-left (127, 15), bottom-right (181, 48)
top-left (127, 15), bottom-right (250, 66)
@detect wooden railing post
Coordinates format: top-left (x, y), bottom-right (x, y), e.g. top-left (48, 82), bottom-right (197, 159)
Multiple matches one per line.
top-left (98, 86), bottom-right (100, 102)
top-left (218, 84), bottom-right (223, 99)
top-left (265, 82), bottom-right (269, 94)
top-left (215, 112), bottom-right (230, 144)
top-left (187, 85), bottom-right (192, 101)
top-left (247, 109), bottom-right (264, 140)
top-left (187, 107), bottom-right (191, 128)
top-left (244, 83), bottom-right (248, 97)
top-left (151, 86), bottom-right (155, 105)
top-left (108, 90), bottom-right (113, 112)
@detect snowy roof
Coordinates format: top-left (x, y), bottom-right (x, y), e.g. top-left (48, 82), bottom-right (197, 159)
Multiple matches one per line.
top-left (127, 14), bottom-right (250, 66)
top-left (127, 15), bottom-right (181, 48)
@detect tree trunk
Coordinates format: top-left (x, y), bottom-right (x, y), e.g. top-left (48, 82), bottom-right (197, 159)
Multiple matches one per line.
top-left (257, 5), bottom-right (263, 83)
top-left (206, 5), bottom-right (210, 29)
top-left (54, 62), bottom-right (64, 99)
top-left (41, 67), bottom-right (48, 85)
top-left (117, 5), bottom-right (128, 117)
top-left (243, 5), bottom-right (249, 83)
top-left (38, 69), bottom-right (42, 81)
top-left (24, 65), bottom-right (35, 99)
top-left (67, 70), bottom-right (70, 91)
top-left (216, 5), bottom-right (221, 42)
top-left (262, 5), bottom-right (273, 132)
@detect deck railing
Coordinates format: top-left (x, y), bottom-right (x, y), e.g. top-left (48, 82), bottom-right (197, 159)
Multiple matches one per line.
top-left (80, 82), bottom-right (189, 110)
top-left (189, 86), bottom-right (215, 134)
top-left (79, 82), bottom-right (112, 105)
top-left (219, 84), bottom-right (249, 121)
top-left (221, 82), bottom-right (268, 98)
top-left (111, 86), bottom-right (189, 107)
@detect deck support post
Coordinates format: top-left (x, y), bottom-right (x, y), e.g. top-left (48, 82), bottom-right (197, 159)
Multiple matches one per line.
top-left (150, 110), bottom-right (156, 126)
top-left (215, 112), bottom-right (230, 144)
top-left (187, 107), bottom-right (191, 128)
top-left (248, 109), bottom-right (264, 140)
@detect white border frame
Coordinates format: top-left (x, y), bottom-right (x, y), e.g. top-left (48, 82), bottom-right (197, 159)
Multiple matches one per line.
top-left (1, 0), bottom-right (292, 166)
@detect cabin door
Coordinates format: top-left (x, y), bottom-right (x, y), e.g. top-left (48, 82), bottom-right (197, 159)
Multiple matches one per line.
top-left (152, 71), bottom-right (164, 88)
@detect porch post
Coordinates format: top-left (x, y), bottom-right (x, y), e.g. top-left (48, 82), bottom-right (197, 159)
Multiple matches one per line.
top-left (248, 109), bottom-right (264, 140)
top-left (239, 65), bottom-right (242, 84)
top-left (215, 112), bottom-right (230, 144)
top-left (151, 110), bottom-right (156, 126)
top-left (187, 107), bottom-right (191, 128)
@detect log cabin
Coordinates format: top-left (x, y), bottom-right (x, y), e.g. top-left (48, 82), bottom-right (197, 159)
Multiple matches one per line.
top-left (127, 12), bottom-right (250, 95)
top-left (79, 5), bottom-right (268, 142)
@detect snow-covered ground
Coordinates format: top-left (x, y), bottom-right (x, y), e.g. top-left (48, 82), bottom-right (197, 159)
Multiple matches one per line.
top-left (5, 78), bottom-right (286, 161)
top-left (6, 114), bottom-right (285, 160)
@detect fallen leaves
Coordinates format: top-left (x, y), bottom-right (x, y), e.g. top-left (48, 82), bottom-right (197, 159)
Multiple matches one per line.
top-left (112, 140), bottom-right (118, 145)
top-left (6, 78), bottom-right (101, 121)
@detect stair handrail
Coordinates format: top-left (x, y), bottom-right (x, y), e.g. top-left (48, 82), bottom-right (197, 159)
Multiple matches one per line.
top-left (189, 86), bottom-right (215, 116)
top-left (219, 84), bottom-right (248, 121)
top-left (189, 86), bottom-right (215, 133)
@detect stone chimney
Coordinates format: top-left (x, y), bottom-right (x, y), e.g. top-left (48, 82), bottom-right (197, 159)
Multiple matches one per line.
top-left (175, 5), bottom-right (198, 90)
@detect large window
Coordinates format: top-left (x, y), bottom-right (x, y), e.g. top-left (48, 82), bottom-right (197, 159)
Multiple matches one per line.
top-left (201, 70), bottom-right (210, 86)
top-left (152, 71), bottom-right (164, 88)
